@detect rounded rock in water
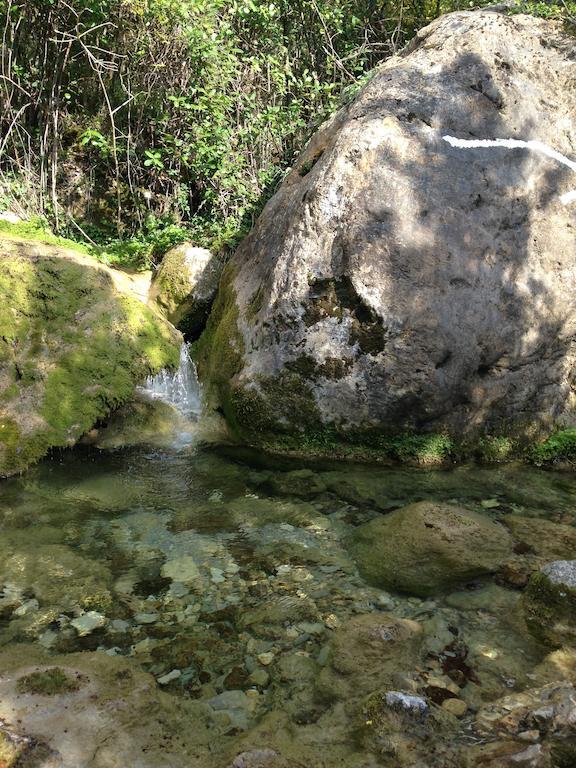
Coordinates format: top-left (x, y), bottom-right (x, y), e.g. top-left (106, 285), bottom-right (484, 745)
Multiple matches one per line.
top-left (348, 501), bottom-right (512, 596)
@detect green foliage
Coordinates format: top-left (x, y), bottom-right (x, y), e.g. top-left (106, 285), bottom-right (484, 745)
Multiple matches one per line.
top-left (1, 0), bottom-right (516, 250)
top-left (79, 129), bottom-right (110, 155)
top-left (477, 435), bottom-right (515, 463)
top-left (2, 0), bottom-right (572, 251)
top-left (510, 0), bottom-right (576, 21)
top-left (529, 429), bottom-right (576, 465)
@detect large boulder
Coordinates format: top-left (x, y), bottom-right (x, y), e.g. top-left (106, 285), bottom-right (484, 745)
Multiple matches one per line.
top-left (348, 501), bottom-right (512, 596)
top-left (197, 10), bottom-right (576, 457)
top-left (0, 235), bottom-right (180, 476)
top-left (149, 242), bottom-right (222, 338)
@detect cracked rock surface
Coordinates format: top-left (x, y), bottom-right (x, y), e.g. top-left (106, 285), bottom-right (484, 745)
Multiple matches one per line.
top-left (199, 10), bottom-right (576, 447)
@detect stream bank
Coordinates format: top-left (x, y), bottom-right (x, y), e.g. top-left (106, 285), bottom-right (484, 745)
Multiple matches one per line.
top-left (1, 427), bottom-right (575, 766)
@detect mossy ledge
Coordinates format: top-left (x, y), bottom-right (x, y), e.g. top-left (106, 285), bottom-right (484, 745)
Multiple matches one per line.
top-left (0, 236), bottom-right (181, 476)
top-left (238, 412), bottom-right (576, 467)
top-left (194, 262), bottom-right (244, 422)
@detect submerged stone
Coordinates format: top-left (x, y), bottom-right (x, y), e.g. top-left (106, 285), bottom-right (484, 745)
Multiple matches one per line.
top-left (71, 611), bottom-right (107, 637)
top-left (316, 613), bottom-right (423, 702)
top-left (385, 691), bottom-right (428, 715)
top-left (157, 669), bottom-right (181, 685)
top-left (504, 516), bottom-right (576, 562)
top-left (161, 556), bottom-right (201, 584)
top-left (348, 501), bottom-right (512, 596)
top-left (0, 537), bottom-right (114, 615)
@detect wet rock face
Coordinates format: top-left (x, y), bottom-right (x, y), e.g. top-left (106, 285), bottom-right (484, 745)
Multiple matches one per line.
top-left (348, 501), bottom-right (512, 596)
top-left (523, 561), bottom-right (576, 648)
top-left (150, 242), bottom-right (222, 339)
top-left (198, 10), bottom-right (576, 450)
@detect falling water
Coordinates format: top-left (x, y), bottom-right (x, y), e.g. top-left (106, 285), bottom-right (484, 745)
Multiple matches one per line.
top-left (139, 342), bottom-right (202, 418)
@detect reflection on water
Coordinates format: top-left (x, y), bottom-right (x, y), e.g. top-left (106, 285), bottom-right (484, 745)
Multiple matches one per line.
top-left (0, 439), bottom-right (575, 765)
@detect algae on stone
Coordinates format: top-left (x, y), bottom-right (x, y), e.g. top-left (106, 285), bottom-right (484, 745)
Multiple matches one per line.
top-left (349, 501), bottom-right (512, 596)
top-left (16, 666), bottom-right (83, 695)
top-left (0, 236), bottom-right (180, 475)
top-left (523, 562), bottom-right (576, 648)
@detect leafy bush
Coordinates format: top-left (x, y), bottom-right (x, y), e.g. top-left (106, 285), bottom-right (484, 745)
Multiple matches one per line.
top-left (0, 0), bottom-right (501, 248)
top-left (2, 0), bottom-right (573, 254)
top-left (529, 429), bottom-right (576, 465)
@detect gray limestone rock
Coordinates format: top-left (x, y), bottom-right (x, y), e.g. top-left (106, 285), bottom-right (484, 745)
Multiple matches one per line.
top-left (198, 10), bottom-right (576, 453)
top-left (150, 242), bottom-right (223, 338)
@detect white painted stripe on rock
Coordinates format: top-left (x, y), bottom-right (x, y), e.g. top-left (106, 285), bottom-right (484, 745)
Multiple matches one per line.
top-left (442, 135), bottom-right (576, 205)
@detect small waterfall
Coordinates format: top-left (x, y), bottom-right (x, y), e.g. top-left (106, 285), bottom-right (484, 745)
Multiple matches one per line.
top-left (139, 343), bottom-right (201, 418)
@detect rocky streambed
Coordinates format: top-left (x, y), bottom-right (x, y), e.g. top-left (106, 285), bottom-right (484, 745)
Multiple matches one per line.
top-left (1, 437), bottom-right (575, 767)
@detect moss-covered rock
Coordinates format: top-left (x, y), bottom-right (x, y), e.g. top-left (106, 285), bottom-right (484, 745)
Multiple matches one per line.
top-left (348, 501), bottom-right (512, 596)
top-left (0, 235), bottom-right (181, 476)
top-left (359, 689), bottom-right (459, 767)
top-left (523, 561), bottom-right (576, 648)
top-left (149, 242), bottom-right (222, 338)
top-left (195, 263), bottom-right (244, 419)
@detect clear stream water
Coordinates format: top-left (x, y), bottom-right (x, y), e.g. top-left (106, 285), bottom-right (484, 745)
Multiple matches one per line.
top-left (1, 351), bottom-right (575, 765)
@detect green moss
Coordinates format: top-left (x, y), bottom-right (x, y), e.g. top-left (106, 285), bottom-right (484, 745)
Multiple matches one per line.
top-left (528, 429), bottom-right (576, 465)
top-left (257, 427), bottom-right (455, 465)
top-left (522, 570), bottom-right (576, 647)
top-left (0, 383), bottom-right (18, 402)
top-left (195, 263), bottom-right (244, 421)
top-left (212, 362), bottom-right (455, 465)
top-left (0, 218), bottom-right (91, 255)
top-left (477, 435), bottom-right (515, 463)
top-left (0, 420), bottom-right (24, 476)
top-left (152, 247), bottom-right (192, 316)
top-left (0, 242), bottom-right (180, 476)
top-left (297, 149), bottom-right (324, 177)
top-left (246, 285), bottom-right (266, 321)
top-left (16, 667), bottom-right (83, 695)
